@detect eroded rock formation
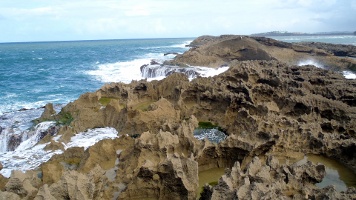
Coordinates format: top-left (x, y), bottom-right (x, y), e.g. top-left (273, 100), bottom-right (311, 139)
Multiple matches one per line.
top-left (1, 35), bottom-right (356, 199)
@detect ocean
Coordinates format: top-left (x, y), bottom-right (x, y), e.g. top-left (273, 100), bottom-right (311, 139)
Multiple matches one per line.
top-left (0, 35), bottom-right (355, 177)
top-left (270, 35), bottom-right (356, 45)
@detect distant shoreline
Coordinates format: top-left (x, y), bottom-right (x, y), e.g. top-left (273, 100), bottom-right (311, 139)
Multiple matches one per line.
top-left (251, 31), bottom-right (356, 37)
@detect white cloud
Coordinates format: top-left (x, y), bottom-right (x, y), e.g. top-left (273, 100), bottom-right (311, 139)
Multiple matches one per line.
top-left (2, 6), bottom-right (60, 20)
top-left (0, 0), bottom-right (355, 42)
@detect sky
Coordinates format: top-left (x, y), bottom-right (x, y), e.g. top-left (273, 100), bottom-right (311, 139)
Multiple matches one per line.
top-left (0, 0), bottom-right (355, 42)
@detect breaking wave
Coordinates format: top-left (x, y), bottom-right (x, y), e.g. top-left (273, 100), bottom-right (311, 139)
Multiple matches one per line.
top-left (0, 125), bottom-right (118, 178)
top-left (297, 59), bottom-right (324, 68)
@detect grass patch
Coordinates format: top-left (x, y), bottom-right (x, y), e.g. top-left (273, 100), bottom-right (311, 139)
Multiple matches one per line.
top-left (56, 112), bottom-right (74, 125)
top-left (198, 121), bottom-right (225, 132)
top-left (99, 97), bottom-right (119, 106)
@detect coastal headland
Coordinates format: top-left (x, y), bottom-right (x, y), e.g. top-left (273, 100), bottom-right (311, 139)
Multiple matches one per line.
top-left (1, 35), bottom-right (356, 199)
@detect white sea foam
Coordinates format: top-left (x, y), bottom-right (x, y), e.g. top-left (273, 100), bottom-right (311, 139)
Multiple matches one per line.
top-left (63, 127), bottom-right (118, 150)
top-left (86, 58), bottom-right (149, 83)
top-left (0, 126), bottom-right (119, 178)
top-left (85, 40), bottom-right (192, 84)
top-left (141, 64), bottom-right (230, 81)
top-left (195, 66), bottom-right (230, 78)
top-left (297, 59), bottom-right (356, 79)
top-left (297, 59), bottom-right (324, 68)
top-left (194, 129), bottom-right (227, 143)
top-left (169, 40), bottom-right (192, 48)
top-left (342, 71), bottom-right (356, 79)
top-left (16, 121), bottom-right (56, 151)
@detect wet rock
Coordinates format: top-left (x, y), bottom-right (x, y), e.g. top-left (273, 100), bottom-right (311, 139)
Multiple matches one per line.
top-left (0, 126), bottom-right (2, 134)
top-left (7, 135), bottom-right (22, 151)
top-left (164, 52), bottom-right (179, 56)
top-left (150, 59), bottom-right (160, 65)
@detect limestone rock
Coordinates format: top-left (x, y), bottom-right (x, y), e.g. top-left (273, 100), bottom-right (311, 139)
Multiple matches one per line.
top-left (39, 103), bottom-right (56, 121)
top-left (5, 171), bottom-right (40, 199)
top-left (4, 35), bottom-right (356, 199)
top-left (35, 168), bottom-right (106, 200)
top-left (0, 191), bottom-right (21, 200)
top-left (201, 156), bottom-right (356, 199)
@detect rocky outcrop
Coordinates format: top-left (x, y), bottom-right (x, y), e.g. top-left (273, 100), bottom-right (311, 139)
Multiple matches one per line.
top-left (299, 42), bottom-right (356, 57)
top-left (35, 166), bottom-right (109, 200)
top-left (38, 103), bottom-right (56, 122)
top-left (170, 35), bottom-right (356, 72)
top-left (20, 60), bottom-right (355, 199)
top-left (2, 36), bottom-right (356, 199)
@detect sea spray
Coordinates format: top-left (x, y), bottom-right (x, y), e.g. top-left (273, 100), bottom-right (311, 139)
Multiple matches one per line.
top-left (343, 71), bottom-right (356, 79)
top-left (0, 126), bottom-right (118, 178)
top-left (141, 64), bottom-right (230, 80)
top-left (15, 121), bottom-right (56, 151)
top-left (297, 59), bottom-right (324, 68)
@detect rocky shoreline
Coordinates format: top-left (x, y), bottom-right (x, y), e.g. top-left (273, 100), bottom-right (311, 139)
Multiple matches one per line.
top-left (1, 35), bottom-right (356, 199)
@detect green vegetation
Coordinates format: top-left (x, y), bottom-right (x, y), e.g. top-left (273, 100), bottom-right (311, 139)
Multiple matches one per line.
top-left (56, 112), bottom-right (74, 125)
top-left (99, 97), bottom-right (118, 106)
top-left (198, 121), bottom-right (225, 132)
top-left (208, 181), bottom-right (219, 186)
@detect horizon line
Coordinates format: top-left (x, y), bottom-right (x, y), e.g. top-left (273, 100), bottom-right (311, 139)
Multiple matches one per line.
top-left (0, 36), bottom-right (198, 45)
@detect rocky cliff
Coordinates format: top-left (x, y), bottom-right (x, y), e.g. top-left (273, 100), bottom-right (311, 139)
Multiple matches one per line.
top-left (1, 35), bottom-right (356, 199)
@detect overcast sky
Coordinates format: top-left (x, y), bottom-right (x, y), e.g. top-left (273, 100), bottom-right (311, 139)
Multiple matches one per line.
top-left (0, 0), bottom-right (355, 42)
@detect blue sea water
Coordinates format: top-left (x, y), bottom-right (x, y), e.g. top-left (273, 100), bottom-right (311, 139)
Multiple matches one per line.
top-left (0, 38), bottom-right (192, 114)
top-left (270, 35), bottom-right (356, 45)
